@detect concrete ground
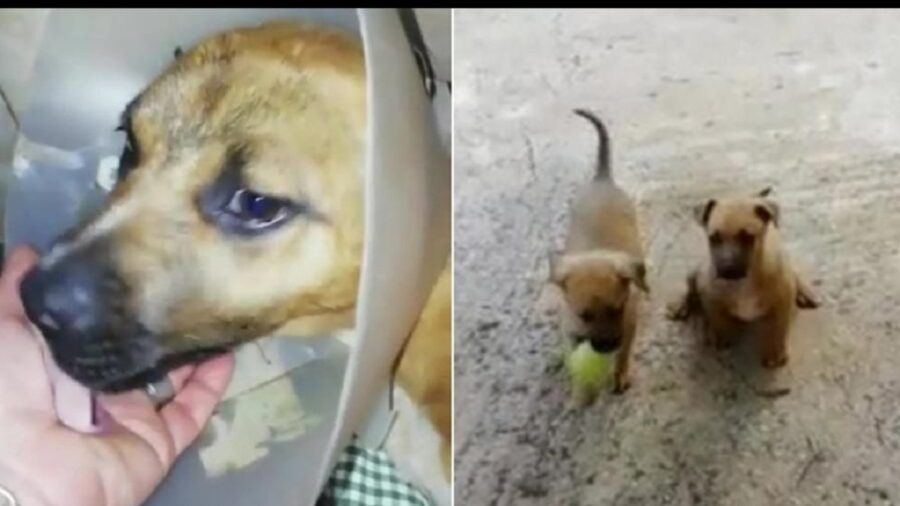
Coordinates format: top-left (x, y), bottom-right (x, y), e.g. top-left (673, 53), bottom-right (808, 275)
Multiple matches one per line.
top-left (454, 9), bottom-right (900, 506)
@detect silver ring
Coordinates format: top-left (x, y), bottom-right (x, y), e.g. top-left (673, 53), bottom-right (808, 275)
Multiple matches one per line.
top-left (145, 377), bottom-right (175, 408)
top-left (0, 484), bottom-right (18, 506)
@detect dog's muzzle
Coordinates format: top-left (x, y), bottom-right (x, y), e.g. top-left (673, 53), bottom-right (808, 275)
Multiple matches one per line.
top-left (716, 265), bottom-right (747, 280)
top-left (575, 329), bottom-right (622, 353)
top-left (589, 336), bottom-right (622, 353)
top-left (711, 243), bottom-right (749, 280)
top-left (19, 242), bottom-right (163, 392)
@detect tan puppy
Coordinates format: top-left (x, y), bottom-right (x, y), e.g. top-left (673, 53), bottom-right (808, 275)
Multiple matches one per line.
top-left (550, 109), bottom-right (648, 396)
top-left (17, 21), bottom-right (450, 500)
top-left (668, 188), bottom-right (819, 368)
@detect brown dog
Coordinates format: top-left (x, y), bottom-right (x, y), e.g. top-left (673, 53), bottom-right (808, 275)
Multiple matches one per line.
top-left (16, 21), bottom-right (449, 502)
top-left (668, 188), bottom-right (819, 368)
top-left (550, 109), bottom-right (648, 396)
top-left (21, 22), bottom-right (367, 392)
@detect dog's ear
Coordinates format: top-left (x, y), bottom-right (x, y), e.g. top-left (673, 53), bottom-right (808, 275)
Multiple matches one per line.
top-left (693, 199), bottom-right (716, 226)
top-left (754, 199), bottom-right (780, 227)
top-left (618, 258), bottom-right (649, 294)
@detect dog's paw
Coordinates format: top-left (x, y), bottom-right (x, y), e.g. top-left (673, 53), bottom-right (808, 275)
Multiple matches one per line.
top-left (665, 300), bottom-right (691, 321)
top-left (796, 275), bottom-right (821, 310)
top-left (762, 354), bottom-right (788, 370)
top-left (612, 375), bottom-right (631, 395)
top-left (796, 290), bottom-right (820, 310)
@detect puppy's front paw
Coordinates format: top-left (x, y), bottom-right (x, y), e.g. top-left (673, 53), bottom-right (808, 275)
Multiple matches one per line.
top-left (796, 276), bottom-right (821, 310)
top-left (665, 299), bottom-right (691, 321)
top-left (762, 353), bottom-right (788, 369)
top-left (613, 374), bottom-right (631, 395)
top-left (796, 290), bottom-right (820, 310)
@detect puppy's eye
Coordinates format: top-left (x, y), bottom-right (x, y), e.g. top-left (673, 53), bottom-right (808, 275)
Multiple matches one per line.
top-left (225, 189), bottom-right (294, 230)
top-left (580, 310), bottom-right (595, 323)
top-left (606, 307), bottom-right (622, 319)
top-left (737, 230), bottom-right (754, 245)
top-left (710, 232), bottom-right (722, 245)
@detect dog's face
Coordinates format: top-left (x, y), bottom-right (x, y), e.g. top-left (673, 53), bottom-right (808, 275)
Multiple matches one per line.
top-left (550, 251), bottom-right (647, 352)
top-left (20, 23), bottom-right (367, 392)
top-left (696, 190), bottom-right (778, 280)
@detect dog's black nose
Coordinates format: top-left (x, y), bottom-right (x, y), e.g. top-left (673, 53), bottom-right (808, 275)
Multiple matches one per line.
top-left (589, 336), bottom-right (622, 353)
top-left (716, 266), bottom-right (747, 280)
top-left (21, 258), bottom-right (106, 346)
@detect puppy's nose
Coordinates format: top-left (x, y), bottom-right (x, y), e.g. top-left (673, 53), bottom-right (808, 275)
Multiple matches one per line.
top-left (21, 260), bottom-right (104, 343)
top-left (589, 336), bottom-right (622, 353)
top-left (716, 266), bottom-right (746, 280)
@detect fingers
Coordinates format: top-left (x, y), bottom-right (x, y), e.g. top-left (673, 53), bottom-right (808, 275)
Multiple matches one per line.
top-left (97, 354), bottom-right (232, 463)
top-left (161, 352), bottom-right (235, 455)
top-left (0, 246), bottom-right (39, 320)
top-left (167, 363), bottom-right (198, 392)
top-left (91, 357), bottom-right (232, 506)
top-left (98, 387), bottom-right (177, 466)
top-left (96, 365), bottom-right (197, 456)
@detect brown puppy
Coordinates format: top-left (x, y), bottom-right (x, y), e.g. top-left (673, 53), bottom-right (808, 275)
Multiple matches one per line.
top-left (668, 188), bottom-right (819, 368)
top-left (550, 109), bottom-right (648, 396)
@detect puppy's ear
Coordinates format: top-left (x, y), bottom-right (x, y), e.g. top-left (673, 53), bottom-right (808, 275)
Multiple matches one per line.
top-left (754, 199), bottom-right (780, 227)
top-left (693, 199), bottom-right (717, 226)
top-left (548, 251), bottom-right (566, 286)
top-left (618, 258), bottom-right (650, 294)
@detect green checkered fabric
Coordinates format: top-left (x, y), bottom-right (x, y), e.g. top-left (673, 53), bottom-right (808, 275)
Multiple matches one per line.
top-left (318, 442), bottom-right (433, 506)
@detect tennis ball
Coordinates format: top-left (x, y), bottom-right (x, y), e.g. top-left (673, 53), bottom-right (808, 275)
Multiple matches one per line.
top-left (566, 341), bottom-right (613, 405)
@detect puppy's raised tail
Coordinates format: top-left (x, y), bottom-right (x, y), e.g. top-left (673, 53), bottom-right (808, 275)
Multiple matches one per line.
top-left (573, 108), bottom-right (611, 180)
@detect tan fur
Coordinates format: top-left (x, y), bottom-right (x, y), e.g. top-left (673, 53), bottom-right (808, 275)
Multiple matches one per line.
top-left (395, 257), bottom-right (452, 479)
top-left (668, 193), bottom-right (819, 368)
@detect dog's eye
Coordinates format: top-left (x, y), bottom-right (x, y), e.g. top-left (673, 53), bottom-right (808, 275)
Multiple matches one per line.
top-left (606, 307), bottom-right (622, 319)
top-left (580, 310), bottom-right (595, 323)
top-left (226, 189), bottom-right (293, 229)
top-left (737, 230), bottom-right (754, 245)
top-left (709, 232), bottom-right (722, 245)
top-left (197, 149), bottom-right (322, 237)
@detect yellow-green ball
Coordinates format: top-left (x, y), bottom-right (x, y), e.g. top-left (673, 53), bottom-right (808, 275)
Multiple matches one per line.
top-left (566, 341), bottom-right (613, 396)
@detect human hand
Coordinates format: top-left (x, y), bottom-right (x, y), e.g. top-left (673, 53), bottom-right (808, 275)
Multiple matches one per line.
top-left (0, 246), bottom-right (235, 506)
